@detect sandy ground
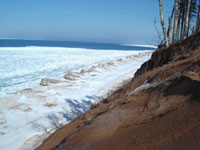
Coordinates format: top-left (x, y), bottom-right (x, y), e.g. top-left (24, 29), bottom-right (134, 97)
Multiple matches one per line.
top-left (36, 34), bottom-right (200, 150)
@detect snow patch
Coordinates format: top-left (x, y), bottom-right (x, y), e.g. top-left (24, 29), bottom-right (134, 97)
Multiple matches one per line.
top-left (129, 81), bottom-right (157, 96)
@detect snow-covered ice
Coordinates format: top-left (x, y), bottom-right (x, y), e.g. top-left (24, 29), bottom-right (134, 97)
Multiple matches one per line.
top-left (121, 44), bottom-right (158, 49)
top-left (0, 46), bottom-right (150, 98)
top-left (0, 47), bottom-right (153, 150)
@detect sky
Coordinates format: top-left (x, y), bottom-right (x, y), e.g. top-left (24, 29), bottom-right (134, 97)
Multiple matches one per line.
top-left (0, 0), bottom-right (174, 44)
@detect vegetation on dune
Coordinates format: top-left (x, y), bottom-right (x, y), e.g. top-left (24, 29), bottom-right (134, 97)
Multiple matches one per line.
top-left (158, 0), bottom-right (200, 47)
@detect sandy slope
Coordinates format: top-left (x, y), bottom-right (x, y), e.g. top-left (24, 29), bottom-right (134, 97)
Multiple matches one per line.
top-left (36, 33), bottom-right (200, 150)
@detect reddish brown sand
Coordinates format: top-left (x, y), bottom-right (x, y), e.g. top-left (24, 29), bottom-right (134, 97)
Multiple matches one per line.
top-left (36, 33), bottom-right (200, 150)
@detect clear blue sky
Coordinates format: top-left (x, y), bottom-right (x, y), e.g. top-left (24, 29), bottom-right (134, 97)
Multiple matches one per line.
top-left (0, 0), bottom-right (174, 44)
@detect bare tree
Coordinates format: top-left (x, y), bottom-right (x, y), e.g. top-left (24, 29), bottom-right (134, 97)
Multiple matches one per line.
top-left (184, 0), bottom-right (192, 39)
top-left (167, 6), bottom-right (175, 44)
top-left (158, 0), bottom-right (169, 47)
top-left (195, 0), bottom-right (200, 32)
top-left (172, 0), bottom-right (179, 43)
top-left (179, 0), bottom-right (186, 40)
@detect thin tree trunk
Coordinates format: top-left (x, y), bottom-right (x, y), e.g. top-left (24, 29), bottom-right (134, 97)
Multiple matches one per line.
top-left (172, 0), bottom-right (179, 43)
top-left (188, 9), bottom-right (192, 35)
top-left (158, 0), bottom-right (169, 47)
top-left (177, 16), bottom-right (181, 40)
top-left (181, 13), bottom-right (185, 40)
top-left (167, 6), bottom-right (175, 44)
top-left (195, 0), bottom-right (200, 32)
top-left (179, 3), bottom-right (185, 41)
top-left (184, 0), bottom-right (192, 39)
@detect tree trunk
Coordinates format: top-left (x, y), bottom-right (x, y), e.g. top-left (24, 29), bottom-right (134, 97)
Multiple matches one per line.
top-left (177, 16), bottom-right (181, 40)
top-left (167, 6), bottom-right (175, 44)
top-left (172, 0), bottom-right (179, 43)
top-left (180, 12), bottom-right (185, 40)
top-left (158, 0), bottom-right (169, 47)
top-left (184, 0), bottom-right (192, 39)
top-left (195, 0), bottom-right (200, 33)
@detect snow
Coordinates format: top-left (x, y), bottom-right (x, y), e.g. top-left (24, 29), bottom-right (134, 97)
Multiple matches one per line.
top-left (0, 47), bottom-right (153, 150)
top-left (129, 81), bottom-right (158, 96)
top-left (121, 44), bottom-right (158, 49)
top-left (129, 81), bottom-right (150, 95)
top-left (0, 46), bottom-right (150, 98)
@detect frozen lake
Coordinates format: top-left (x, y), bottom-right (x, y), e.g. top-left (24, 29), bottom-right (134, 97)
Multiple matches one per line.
top-left (0, 46), bottom-right (153, 150)
top-left (0, 46), bottom-right (150, 98)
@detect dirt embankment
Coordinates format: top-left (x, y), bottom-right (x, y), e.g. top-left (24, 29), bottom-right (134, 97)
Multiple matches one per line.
top-left (36, 33), bottom-right (200, 150)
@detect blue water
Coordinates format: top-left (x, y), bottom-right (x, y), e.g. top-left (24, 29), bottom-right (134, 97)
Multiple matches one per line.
top-left (0, 39), bottom-right (155, 50)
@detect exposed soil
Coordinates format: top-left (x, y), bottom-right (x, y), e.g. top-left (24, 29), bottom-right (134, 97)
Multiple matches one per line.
top-left (36, 33), bottom-right (200, 150)
top-left (134, 32), bottom-right (200, 77)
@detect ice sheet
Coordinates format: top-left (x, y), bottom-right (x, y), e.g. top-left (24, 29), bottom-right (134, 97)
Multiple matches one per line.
top-left (0, 46), bottom-right (148, 98)
top-left (0, 48), bottom-right (152, 150)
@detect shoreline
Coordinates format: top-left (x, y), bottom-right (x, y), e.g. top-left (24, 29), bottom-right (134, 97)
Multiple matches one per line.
top-left (0, 50), bottom-right (153, 150)
top-left (36, 33), bottom-right (200, 150)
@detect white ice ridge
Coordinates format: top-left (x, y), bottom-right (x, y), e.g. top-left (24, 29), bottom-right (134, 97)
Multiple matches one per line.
top-left (121, 44), bottom-right (158, 48)
top-left (0, 50), bottom-right (152, 150)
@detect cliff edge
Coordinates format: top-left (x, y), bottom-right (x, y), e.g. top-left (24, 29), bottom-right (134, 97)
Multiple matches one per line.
top-left (36, 33), bottom-right (200, 150)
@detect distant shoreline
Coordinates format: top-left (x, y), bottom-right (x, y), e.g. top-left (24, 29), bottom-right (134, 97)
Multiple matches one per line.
top-left (0, 39), bottom-right (156, 51)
